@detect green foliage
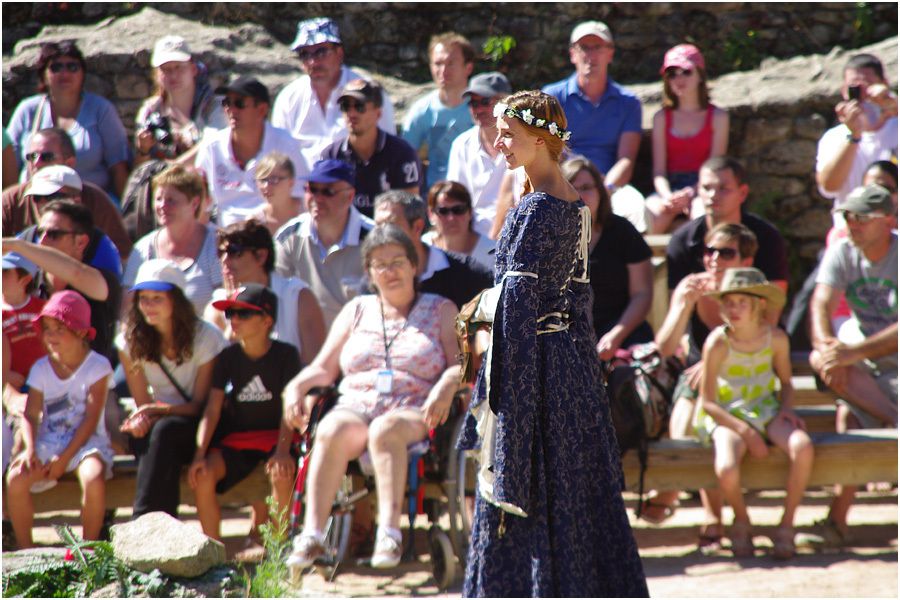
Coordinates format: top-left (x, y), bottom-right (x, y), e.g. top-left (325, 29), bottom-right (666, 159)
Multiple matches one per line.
top-left (2, 559), bottom-right (78, 597)
top-left (244, 496), bottom-right (292, 598)
top-left (483, 35), bottom-right (517, 65)
top-left (852, 2), bottom-right (876, 46)
top-left (723, 29), bottom-right (762, 72)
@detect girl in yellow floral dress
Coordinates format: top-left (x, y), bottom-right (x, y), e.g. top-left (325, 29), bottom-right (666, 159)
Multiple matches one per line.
top-left (697, 267), bottom-right (814, 560)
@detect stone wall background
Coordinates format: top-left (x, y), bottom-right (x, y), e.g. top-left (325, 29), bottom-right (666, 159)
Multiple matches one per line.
top-left (2, 4), bottom-right (898, 297)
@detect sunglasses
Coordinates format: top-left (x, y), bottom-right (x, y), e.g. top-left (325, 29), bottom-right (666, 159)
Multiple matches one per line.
top-left (307, 185), bottom-right (349, 198)
top-left (221, 97), bottom-right (250, 109)
top-left (467, 97), bottom-right (494, 108)
top-left (25, 151), bottom-right (57, 163)
top-left (217, 242), bottom-right (252, 258)
top-left (665, 67), bottom-right (694, 78)
top-left (224, 308), bottom-right (263, 320)
top-left (842, 211), bottom-right (885, 224)
top-left (48, 62), bottom-right (82, 74)
top-left (256, 175), bottom-right (289, 186)
top-left (296, 45), bottom-right (335, 61)
top-left (435, 204), bottom-right (469, 217)
top-left (36, 227), bottom-right (79, 241)
top-left (703, 245), bottom-right (738, 260)
top-left (338, 99), bottom-right (368, 114)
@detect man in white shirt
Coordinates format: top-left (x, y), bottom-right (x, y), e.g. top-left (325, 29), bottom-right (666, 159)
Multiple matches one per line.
top-left (816, 53), bottom-right (898, 221)
top-left (274, 159), bottom-right (373, 329)
top-left (195, 77), bottom-right (308, 227)
top-left (446, 72), bottom-right (512, 237)
top-left (271, 17), bottom-right (396, 169)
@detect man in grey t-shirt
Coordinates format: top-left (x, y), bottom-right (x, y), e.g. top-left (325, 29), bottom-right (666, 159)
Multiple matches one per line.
top-left (808, 184), bottom-right (897, 545)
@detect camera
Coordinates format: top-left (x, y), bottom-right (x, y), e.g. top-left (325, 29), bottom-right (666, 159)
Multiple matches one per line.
top-left (145, 112), bottom-right (173, 146)
top-left (848, 85), bottom-right (862, 101)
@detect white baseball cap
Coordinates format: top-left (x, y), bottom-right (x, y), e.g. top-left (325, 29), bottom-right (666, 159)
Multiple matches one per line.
top-left (130, 258), bottom-right (187, 292)
top-left (570, 21), bottom-right (614, 45)
top-left (151, 36), bottom-right (192, 68)
top-left (25, 165), bottom-right (82, 197)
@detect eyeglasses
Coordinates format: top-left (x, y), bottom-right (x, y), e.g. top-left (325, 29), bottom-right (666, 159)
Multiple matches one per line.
top-left (217, 242), bottom-right (252, 258)
top-left (48, 62), bottom-right (82, 74)
top-left (36, 227), bottom-right (79, 241)
top-left (296, 45), bottom-right (335, 62)
top-left (338, 99), bottom-right (367, 114)
top-left (256, 175), bottom-right (289, 186)
top-left (31, 191), bottom-right (73, 203)
top-left (224, 308), bottom-right (263, 320)
top-left (703, 245), bottom-right (738, 260)
top-left (665, 67), bottom-right (694, 78)
top-left (467, 97), bottom-right (494, 108)
top-left (369, 257), bottom-right (409, 274)
top-left (25, 151), bottom-right (57, 163)
top-left (842, 211), bottom-right (886, 224)
top-left (307, 185), bottom-right (350, 198)
top-left (221, 97), bottom-right (249, 109)
top-left (435, 204), bottom-right (469, 217)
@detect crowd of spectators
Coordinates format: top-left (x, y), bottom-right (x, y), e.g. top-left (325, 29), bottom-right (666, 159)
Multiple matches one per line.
top-left (1, 15), bottom-right (896, 564)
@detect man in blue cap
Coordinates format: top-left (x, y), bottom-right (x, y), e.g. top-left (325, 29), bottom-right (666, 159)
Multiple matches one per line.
top-left (274, 159), bottom-right (373, 328)
top-left (272, 17), bottom-right (396, 171)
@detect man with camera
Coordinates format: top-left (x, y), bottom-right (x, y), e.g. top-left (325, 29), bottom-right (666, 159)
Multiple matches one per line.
top-left (816, 53), bottom-right (898, 218)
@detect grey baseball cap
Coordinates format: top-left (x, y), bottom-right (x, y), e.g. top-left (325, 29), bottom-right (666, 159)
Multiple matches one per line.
top-left (834, 184), bottom-right (894, 216)
top-left (462, 72), bottom-right (512, 98)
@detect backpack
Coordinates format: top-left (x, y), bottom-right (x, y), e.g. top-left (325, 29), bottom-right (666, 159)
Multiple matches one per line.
top-left (605, 342), bottom-right (682, 517)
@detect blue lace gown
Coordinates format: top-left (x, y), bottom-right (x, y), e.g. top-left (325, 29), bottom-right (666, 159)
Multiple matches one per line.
top-left (459, 192), bottom-right (648, 597)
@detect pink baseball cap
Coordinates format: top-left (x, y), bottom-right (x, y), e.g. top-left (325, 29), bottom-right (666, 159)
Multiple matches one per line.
top-left (661, 44), bottom-right (705, 74)
top-left (32, 290), bottom-right (96, 340)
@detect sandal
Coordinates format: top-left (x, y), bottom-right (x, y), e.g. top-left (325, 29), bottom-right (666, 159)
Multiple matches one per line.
top-left (729, 520), bottom-right (755, 558)
top-left (697, 524), bottom-right (724, 556)
top-left (772, 526), bottom-right (795, 560)
top-left (638, 498), bottom-right (678, 525)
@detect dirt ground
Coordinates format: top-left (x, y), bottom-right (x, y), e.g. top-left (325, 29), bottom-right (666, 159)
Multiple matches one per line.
top-left (22, 486), bottom-right (897, 598)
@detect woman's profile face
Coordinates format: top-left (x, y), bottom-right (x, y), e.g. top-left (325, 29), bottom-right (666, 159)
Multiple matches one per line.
top-left (570, 169), bottom-right (601, 221)
top-left (368, 243), bottom-right (415, 296)
top-left (256, 167), bottom-right (294, 203)
top-left (156, 60), bottom-right (197, 94)
top-left (43, 55), bottom-right (84, 94)
top-left (137, 290), bottom-right (175, 327)
top-left (494, 115), bottom-right (538, 170)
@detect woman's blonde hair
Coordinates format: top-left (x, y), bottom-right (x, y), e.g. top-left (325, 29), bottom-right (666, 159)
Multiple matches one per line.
top-left (152, 164), bottom-right (207, 218)
top-left (255, 151), bottom-right (296, 180)
top-left (500, 90), bottom-right (569, 195)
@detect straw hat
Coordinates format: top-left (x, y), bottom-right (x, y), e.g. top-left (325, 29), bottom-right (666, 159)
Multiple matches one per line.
top-left (705, 267), bottom-right (785, 315)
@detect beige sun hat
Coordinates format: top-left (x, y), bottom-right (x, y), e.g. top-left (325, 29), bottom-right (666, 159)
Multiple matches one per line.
top-left (705, 267), bottom-right (785, 315)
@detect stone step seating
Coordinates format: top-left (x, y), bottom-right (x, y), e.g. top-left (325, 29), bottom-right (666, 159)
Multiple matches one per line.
top-left (621, 429), bottom-right (898, 493)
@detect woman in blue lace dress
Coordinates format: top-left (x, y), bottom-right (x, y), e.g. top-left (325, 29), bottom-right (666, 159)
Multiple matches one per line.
top-left (459, 90), bottom-right (648, 597)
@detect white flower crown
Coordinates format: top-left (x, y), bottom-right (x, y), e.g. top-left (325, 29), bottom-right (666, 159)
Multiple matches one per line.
top-left (493, 102), bottom-right (572, 141)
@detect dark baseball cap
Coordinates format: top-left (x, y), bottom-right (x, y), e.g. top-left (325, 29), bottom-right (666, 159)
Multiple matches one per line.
top-left (308, 159), bottom-right (355, 185)
top-left (337, 78), bottom-right (383, 107)
top-left (834, 184), bottom-right (894, 216)
top-left (463, 72), bottom-right (512, 98)
top-left (212, 283), bottom-right (278, 322)
top-left (215, 76), bottom-right (270, 105)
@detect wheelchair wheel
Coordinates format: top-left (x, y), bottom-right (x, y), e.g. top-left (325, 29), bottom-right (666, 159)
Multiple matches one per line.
top-left (318, 511), bottom-right (352, 581)
top-left (445, 416), bottom-right (479, 566)
top-left (428, 525), bottom-right (456, 591)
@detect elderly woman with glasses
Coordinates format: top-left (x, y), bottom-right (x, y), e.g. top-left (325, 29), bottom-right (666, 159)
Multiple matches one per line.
top-left (422, 180), bottom-right (496, 270)
top-left (283, 224), bottom-right (461, 570)
top-left (8, 41), bottom-right (130, 200)
top-left (122, 165), bottom-right (221, 316)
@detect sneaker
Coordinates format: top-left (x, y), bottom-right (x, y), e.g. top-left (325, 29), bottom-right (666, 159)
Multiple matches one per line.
top-left (286, 534), bottom-right (325, 569)
top-left (370, 532), bottom-right (402, 569)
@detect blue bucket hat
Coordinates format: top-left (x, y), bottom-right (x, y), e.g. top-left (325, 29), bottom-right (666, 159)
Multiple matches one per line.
top-left (2, 252), bottom-right (39, 276)
top-left (308, 159), bottom-right (355, 185)
top-left (291, 17), bottom-right (341, 51)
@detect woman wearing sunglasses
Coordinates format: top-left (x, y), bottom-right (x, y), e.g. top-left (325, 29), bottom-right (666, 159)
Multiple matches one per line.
top-left (123, 165), bottom-right (222, 316)
top-left (116, 258), bottom-right (227, 519)
top-left (134, 36), bottom-right (226, 166)
top-left (422, 180), bottom-right (496, 270)
top-left (7, 41), bottom-right (130, 201)
top-left (646, 44), bottom-right (729, 234)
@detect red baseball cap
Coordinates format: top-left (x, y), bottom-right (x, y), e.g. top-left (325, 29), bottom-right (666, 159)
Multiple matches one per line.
top-left (33, 290), bottom-right (96, 340)
top-left (661, 44), bottom-right (705, 74)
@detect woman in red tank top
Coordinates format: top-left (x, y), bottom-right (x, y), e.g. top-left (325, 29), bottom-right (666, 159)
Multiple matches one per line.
top-left (647, 44), bottom-right (730, 234)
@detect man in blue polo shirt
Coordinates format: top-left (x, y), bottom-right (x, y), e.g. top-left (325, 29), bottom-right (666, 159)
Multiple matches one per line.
top-left (321, 79), bottom-right (421, 218)
top-left (543, 20), bottom-right (642, 193)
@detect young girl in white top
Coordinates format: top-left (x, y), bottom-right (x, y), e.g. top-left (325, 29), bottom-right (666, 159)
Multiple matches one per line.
top-left (5, 291), bottom-right (114, 548)
top-left (697, 268), bottom-right (813, 560)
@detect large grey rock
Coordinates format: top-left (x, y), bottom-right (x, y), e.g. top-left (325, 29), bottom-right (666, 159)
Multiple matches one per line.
top-left (110, 512), bottom-right (225, 578)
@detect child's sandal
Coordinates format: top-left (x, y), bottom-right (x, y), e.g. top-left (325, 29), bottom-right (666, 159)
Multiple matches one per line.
top-left (729, 520), bottom-right (755, 558)
top-left (772, 527), bottom-right (796, 560)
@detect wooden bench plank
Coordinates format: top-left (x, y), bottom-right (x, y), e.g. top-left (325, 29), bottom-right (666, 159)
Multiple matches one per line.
top-left (792, 375), bottom-right (836, 406)
top-left (796, 405), bottom-right (836, 433)
top-left (621, 429), bottom-right (897, 492)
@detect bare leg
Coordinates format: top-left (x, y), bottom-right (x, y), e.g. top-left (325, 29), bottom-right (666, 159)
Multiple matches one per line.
top-left (766, 418), bottom-right (815, 529)
top-left (711, 427), bottom-right (750, 524)
top-left (367, 410), bottom-right (428, 530)
top-left (646, 396), bottom-right (697, 512)
top-left (193, 451), bottom-right (227, 540)
top-left (269, 460), bottom-right (296, 529)
top-left (4, 462), bottom-right (44, 548)
top-left (810, 351), bottom-right (897, 426)
top-left (303, 410), bottom-right (368, 533)
top-left (829, 406), bottom-right (860, 534)
top-left (76, 456), bottom-right (107, 541)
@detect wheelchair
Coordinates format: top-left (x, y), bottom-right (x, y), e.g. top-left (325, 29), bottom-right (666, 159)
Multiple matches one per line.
top-left (288, 386), bottom-right (477, 590)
